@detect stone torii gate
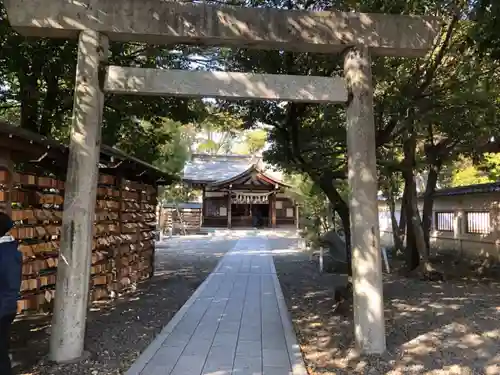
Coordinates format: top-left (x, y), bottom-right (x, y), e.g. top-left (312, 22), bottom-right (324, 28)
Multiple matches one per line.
top-left (5, 0), bottom-right (440, 363)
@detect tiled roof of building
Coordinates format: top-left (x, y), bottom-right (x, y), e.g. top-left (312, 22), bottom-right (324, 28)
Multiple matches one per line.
top-left (432, 182), bottom-right (500, 197)
top-left (378, 181), bottom-right (500, 203)
top-left (0, 121), bottom-right (175, 185)
top-left (182, 154), bottom-right (283, 184)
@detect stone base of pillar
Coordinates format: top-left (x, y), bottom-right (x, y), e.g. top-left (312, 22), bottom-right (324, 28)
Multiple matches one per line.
top-left (48, 351), bottom-right (91, 365)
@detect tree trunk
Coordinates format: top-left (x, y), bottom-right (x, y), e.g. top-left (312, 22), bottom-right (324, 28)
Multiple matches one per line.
top-left (18, 56), bottom-right (44, 133)
top-left (387, 188), bottom-right (404, 251)
top-left (337, 202), bottom-right (352, 277)
top-left (317, 175), bottom-right (352, 277)
top-left (403, 174), bottom-right (420, 270)
top-left (422, 165), bottom-right (440, 253)
top-left (399, 187), bottom-right (407, 235)
top-left (407, 177), bottom-right (428, 263)
top-left (402, 133), bottom-right (438, 277)
top-left (19, 76), bottom-right (40, 132)
top-left (39, 72), bottom-right (61, 136)
top-left (402, 132), bottom-right (428, 270)
top-left (327, 201), bottom-right (334, 229)
top-left (398, 187), bottom-right (407, 246)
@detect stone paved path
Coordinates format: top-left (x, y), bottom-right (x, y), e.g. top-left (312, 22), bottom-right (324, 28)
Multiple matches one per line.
top-left (126, 233), bottom-right (307, 375)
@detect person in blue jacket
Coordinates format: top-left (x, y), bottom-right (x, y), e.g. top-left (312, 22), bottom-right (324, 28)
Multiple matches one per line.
top-left (0, 212), bottom-right (21, 375)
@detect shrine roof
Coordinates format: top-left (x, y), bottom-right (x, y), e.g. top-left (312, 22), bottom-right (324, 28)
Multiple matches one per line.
top-left (182, 154), bottom-right (284, 185)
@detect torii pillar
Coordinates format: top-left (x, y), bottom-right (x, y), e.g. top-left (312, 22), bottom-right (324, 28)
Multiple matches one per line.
top-left (344, 45), bottom-right (385, 353)
top-left (51, 30), bottom-right (108, 363)
top-left (4, 0), bottom-right (440, 361)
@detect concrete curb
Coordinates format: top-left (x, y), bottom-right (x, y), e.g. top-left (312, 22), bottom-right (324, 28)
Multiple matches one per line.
top-left (270, 250), bottom-right (309, 375)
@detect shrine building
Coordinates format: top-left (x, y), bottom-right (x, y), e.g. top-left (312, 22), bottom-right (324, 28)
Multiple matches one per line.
top-left (183, 154), bottom-right (298, 229)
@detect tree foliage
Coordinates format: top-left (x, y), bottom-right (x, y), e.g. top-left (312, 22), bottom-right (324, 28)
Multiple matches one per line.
top-left (448, 152), bottom-right (500, 187)
top-left (193, 108), bottom-right (244, 154)
top-left (480, 153), bottom-right (500, 180)
top-left (209, 0), bottom-right (500, 273)
top-left (4, 0), bottom-right (500, 274)
top-left (241, 129), bottom-right (268, 155)
top-left (0, 2), bottom-right (214, 174)
top-left (470, 0), bottom-right (500, 58)
top-left (285, 173), bottom-right (333, 241)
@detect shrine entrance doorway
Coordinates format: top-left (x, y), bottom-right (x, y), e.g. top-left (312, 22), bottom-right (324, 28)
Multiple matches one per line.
top-left (230, 201), bottom-right (270, 228)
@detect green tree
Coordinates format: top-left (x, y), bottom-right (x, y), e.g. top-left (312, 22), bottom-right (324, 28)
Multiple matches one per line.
top-left (242, 129), bottom-right (268, 154)
top-left (450, 156), bottom-right (490, 186)
top-left (470, 0), bottom-right (500, 58)
top-left (285, 173), bottom-right (332, 238)
top-left (194, 108), bottom-right (244, 154)
top-left (114, 117), bottom-right (192, 175)
top-left (231, 129), bottom-right (268, 155)
top-left (0, 2), bottom-right (232, 196)
top-left (480, 153), bottom-right (500, 180)
top-left (219, 0), bottom-right (447, 273)
top-left (452, 166), bottom-right (490, 186)
top-left (215, 0), bottom-right (500, 275)
top-left (0, 2), bottom-right (209, 161)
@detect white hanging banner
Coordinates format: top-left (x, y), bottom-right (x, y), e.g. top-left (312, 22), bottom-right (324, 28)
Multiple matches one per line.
top-left (231, 191), bottom-right (273, 204)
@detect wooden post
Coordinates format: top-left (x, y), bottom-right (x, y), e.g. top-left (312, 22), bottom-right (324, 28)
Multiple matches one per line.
top-left (149, 184), bottom-right (157, 278)
top-left (492, 204), bottom-right (500, 260)
top-left (319, 246), bottom-right (324, 273)
top-left (201, 185), bottom-right (206, 227)
top-left (271, 192), bottom-right (277, 228)
top-left (156, 203), bottom-right (162, 238)
top-left (227, 189), bottom-right (232, 229)
top-left (268, 195), bottom-right (273, 228)
top-left (155, 186), bottom-right (162, 239)
top-left (117, 176), bottom-right (123, 238)
top-left (381, 247), bottom-right (390, 273)
top-left (0, 149), bottom-right (13, 216)
top-left (50, 30), bottom-right (108, 363)
top-left (137, 183), bottom-right (143, 256)
top-left (114, 176), bottom-right (123, 293)
top-left (454, 210), bottom-right (465, 258)
top-left (295, 203), bottom-right (300, 230)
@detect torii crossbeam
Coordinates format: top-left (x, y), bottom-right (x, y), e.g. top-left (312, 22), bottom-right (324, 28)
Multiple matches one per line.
top-left (4, 0), bottom-right (441, 363)
top-left (6, 0), bottom-right (439, 56)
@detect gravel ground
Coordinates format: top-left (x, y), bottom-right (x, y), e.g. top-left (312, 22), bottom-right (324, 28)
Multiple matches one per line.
top-left (13, 235), bottom-right (237, 375)
top-left (274, 252), bottom-right (500, 375)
